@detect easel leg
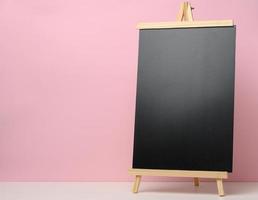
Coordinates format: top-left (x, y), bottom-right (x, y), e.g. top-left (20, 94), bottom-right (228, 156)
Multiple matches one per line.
top-left (216, 179), bottom-right (225, 196)
top-left (132, 175), bottom-right (141, 193)
top-left (193, 177), bottom-right (199, 186)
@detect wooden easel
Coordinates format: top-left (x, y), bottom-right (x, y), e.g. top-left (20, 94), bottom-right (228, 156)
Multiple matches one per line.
top-left (129, 2), bottom-right (233, 197)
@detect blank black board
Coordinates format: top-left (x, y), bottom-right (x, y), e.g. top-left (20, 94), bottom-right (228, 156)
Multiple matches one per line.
top-left (133, 26), bottom-right (236, 172)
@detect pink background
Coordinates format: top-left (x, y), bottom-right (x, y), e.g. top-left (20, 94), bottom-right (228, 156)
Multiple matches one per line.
top-left (0, 0), bottom-right (258, 181)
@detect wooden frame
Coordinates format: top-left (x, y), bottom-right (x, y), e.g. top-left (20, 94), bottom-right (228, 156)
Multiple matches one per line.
top-left (137, 20), bottom-right (233, 29)
top-left (129, 168), bottom-right (228, 179)
top-left (130, 1), bottom-right (233, 197)
top-left (129, 168), bottom-right (228, 196)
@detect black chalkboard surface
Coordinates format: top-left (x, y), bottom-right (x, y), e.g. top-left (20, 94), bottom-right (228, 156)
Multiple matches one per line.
top-left (133, 27), bottom-right (236, 172)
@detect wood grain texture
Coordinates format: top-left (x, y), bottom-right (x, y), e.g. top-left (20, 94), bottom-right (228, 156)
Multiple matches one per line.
top-left (132, 175), bottom-right (141, 193)
top-left (129, 169), bottom-right (228, 179)
top-left (216, 178), bottom-right (225, 196)
top-left (136, 20), bottom-right (233, 29)
top-left (176, 2), bottom-right (185, 21)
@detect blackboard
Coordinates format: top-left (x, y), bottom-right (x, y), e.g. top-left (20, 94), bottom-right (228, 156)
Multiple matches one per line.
top-left (132, 27), bottom-right (236, 172)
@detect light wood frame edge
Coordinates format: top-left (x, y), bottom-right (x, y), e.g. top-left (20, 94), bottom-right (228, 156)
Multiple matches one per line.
top-left (128, 168), bottom-right (228, 179)
top-left (136, 20), bottom-right (234, 29)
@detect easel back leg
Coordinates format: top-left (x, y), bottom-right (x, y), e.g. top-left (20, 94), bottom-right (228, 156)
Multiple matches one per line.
top-left (193, 177), bottom-right (199, 186)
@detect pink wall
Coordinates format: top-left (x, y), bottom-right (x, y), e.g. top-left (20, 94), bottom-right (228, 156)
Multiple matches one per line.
top-left (0, 0), bottom-right (258, 181)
